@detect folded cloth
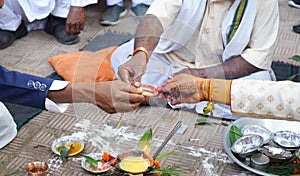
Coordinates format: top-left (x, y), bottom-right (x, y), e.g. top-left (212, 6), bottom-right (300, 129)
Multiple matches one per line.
top-left (48, 46), bottom-right (117, 82)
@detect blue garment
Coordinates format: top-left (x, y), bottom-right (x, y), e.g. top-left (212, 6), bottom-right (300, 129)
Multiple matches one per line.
top-left (0, 66), bottom-right (53, 109)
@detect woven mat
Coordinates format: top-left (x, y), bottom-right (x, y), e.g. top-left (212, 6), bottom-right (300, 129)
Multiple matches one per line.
top-left (7, 29), bottom-right (298, 130)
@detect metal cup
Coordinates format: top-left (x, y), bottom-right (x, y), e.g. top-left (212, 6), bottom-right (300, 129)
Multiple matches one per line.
top-left (25, 162), bottom-right (48, 176)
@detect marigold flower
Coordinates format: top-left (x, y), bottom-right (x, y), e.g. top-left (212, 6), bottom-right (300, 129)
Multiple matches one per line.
top-left (153, 160), bottom-right (161, 168)
top-left (102, 152), bottom-right (111, 162)
top-left (292, 168), bottom-right (300, 174)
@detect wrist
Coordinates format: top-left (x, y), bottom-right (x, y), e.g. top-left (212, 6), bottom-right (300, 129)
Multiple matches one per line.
top-left (196, 78), bottom-right (210, 101)
top-left (132, 47), bottom-right (150, 63)
top-left (210, 79), bottom-right (232, 105)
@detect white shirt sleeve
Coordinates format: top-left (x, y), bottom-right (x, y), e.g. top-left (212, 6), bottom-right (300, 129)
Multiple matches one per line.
top-left (70, 0), bottom-right (98, 7)
top-left (45, 80), bottom-right (70, 113)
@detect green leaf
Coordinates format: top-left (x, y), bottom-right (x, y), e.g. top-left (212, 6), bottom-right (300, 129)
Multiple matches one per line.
top-left (60, 145), bottom-right (71, 160)
top-left (289, 55), bottom-right (300, 62)
top-left (137, 128), bottom-right (152, 154)
top-left (195, 118), bottom-right (209, 125)
top-left (154, 152), bottom-right (173, 161)
top-left (229, 125), bottom-right (242, 144)
top-left (84, 155), bottom-right (103, 169)
top-left (150, 168), bottom-right (180, 176)
top-left (288, 73), bottom-right (300, 81)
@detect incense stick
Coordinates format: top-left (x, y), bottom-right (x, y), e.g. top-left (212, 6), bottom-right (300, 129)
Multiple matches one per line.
top-left (153, 121), bottom-right (182, 159)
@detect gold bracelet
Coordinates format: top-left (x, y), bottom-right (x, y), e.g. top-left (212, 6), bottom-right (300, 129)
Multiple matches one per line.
top-left (132, 47), bottom-right (150, 63)
top-left (203, 79), bottom-right (214, 116)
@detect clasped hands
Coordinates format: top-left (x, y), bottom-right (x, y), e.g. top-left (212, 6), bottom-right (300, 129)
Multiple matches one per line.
top-left (117, 53), bottom-right (207, 109)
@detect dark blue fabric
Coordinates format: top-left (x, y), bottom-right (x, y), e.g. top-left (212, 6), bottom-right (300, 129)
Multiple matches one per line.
top-left (0, 65), bottom-right (54, 109)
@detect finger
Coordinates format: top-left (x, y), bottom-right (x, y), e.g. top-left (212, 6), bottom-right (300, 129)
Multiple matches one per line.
top-left (118, 67), bottom-right (134, 84)
top-left (65, 23), bottom-right (71, 35)
top-left (128, 94), bottom-right (145, 103)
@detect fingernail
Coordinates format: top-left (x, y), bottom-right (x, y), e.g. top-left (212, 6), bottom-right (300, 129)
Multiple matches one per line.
top-left (156, 86), bottom-right (163, 91)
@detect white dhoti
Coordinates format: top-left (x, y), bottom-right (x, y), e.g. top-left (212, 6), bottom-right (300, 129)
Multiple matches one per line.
top-left (111, 39), bottom-right (275, 120)
top-left (0, 102), bottom-right (17, 149)
top-left (0, 0), bottom-right (96, 31)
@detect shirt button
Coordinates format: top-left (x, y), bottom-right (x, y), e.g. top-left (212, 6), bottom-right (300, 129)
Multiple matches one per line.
top-left (34, 81), bottom-right (41, 89)
top-left (210, 16), bottom-right (214, 20)
top-left (39, 84), bottom-right (47, 92)
top-left (27, 80), bottom-right (35, 88)
top-left (203, 28), bottom-right (210, 34)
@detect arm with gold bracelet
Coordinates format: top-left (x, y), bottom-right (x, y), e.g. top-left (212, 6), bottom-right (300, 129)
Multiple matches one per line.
top-left (158, 74), bottom-right (300, 121)
top-left (117, 14), bottom-right (163, 85)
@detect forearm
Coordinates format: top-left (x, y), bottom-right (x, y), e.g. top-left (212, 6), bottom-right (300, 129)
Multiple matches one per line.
top-left (190, 56), bottom-right (262, 79)
top-left (47, 82), bottom-right (95, 104)
top-left (134, 14), bottom-right (163, 57)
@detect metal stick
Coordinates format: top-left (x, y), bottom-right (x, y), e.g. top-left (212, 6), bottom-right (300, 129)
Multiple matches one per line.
top-left (153, 121), bottom-right (182, 159)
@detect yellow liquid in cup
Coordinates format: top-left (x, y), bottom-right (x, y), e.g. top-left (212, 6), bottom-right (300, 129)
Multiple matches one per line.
top-left (120, 156), bottom-right (150, 173)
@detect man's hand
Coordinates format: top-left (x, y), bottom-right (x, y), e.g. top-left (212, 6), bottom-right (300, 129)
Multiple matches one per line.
top-left (66, 6), bottom-right (85, 35)
top-left (158, 74), bottom-right (209, 105)
top-left (117, 14), bottom-right (163, 86)
top-left (47, 81), bottom-right (145, 114)
top-left (0, 0), bottom-right (4, 8)
top-left (94, 81), bottom-right (145, 113)
top-left (117, 52), bottom-right (148, 86)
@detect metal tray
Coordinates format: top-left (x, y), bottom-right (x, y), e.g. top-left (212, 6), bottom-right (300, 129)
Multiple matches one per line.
top-left (222, 117), bottom-right (300, 176)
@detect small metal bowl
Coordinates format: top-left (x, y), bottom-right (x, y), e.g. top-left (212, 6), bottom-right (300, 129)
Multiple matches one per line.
top-left (231, 134), bottom-right (264, 155)
top-left (250, 153), bottom-right (270, 171)
top-left (241, 124), bottom-right (272, 144)
top-left (116, 150), bottom-right (154, 174)
top-left (25, 162), bottom-right (48, 176)
top-left (262, 145), bottom-right (293, 163)
top-left (272, 131), bottom-right (300, 149)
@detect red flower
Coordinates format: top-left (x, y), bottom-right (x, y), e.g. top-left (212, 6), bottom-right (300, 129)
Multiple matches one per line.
top-left (102, 152), bottom-right (118, 166)
top-left (153, 160), bottom-right (161, 168)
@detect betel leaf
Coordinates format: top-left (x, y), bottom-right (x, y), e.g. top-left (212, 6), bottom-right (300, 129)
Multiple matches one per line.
top-left (60, 145), bottom-right (71, 160)
top-left (154, 152), bottom-right (173, 161)
top-left (289, 55), bottom-right (300, 62)
top-left (84, 155), bottom-right (103, 169)
top-left (195, 118), bottom-right (209, 125)
top-left (137, 128), bottom-right (152, 154)
top-left (229, 125), bottom-right (242, 144)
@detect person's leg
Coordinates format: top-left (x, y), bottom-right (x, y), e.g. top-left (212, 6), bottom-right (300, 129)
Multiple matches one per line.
top-left (0, 1), bottom-right (27, 49)
top-left (130, 0), bottom-right (153, 17)
top-left (99, 0), bottom-right (127, 26)
top-left (44, 0), bottom-right (79, 45)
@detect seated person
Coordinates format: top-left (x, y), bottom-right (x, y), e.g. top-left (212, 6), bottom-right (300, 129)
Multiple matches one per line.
top-left (0, 65), bottom-right (145, 149)
top-left (0, 0), bottom-right (97, 49)
top-left (158, 73), bottom-right (300, 121)
top-left (110, 0), bottom-right (279, 119)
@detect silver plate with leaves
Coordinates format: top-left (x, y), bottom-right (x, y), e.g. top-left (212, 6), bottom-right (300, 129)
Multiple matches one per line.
top-left (81, 152), bottom-right (112, 173)
top-left (51, 136), bottom-right (84, 156)
top-left (223, 118), bottom-right (300, 176)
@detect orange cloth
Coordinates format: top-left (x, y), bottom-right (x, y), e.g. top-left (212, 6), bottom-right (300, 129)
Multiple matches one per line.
top-left (48, 46), bottom-right (117, 82)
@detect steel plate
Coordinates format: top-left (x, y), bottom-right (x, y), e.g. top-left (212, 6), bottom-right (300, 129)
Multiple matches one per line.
top-left (222, 118), bottom-right (300, 176)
